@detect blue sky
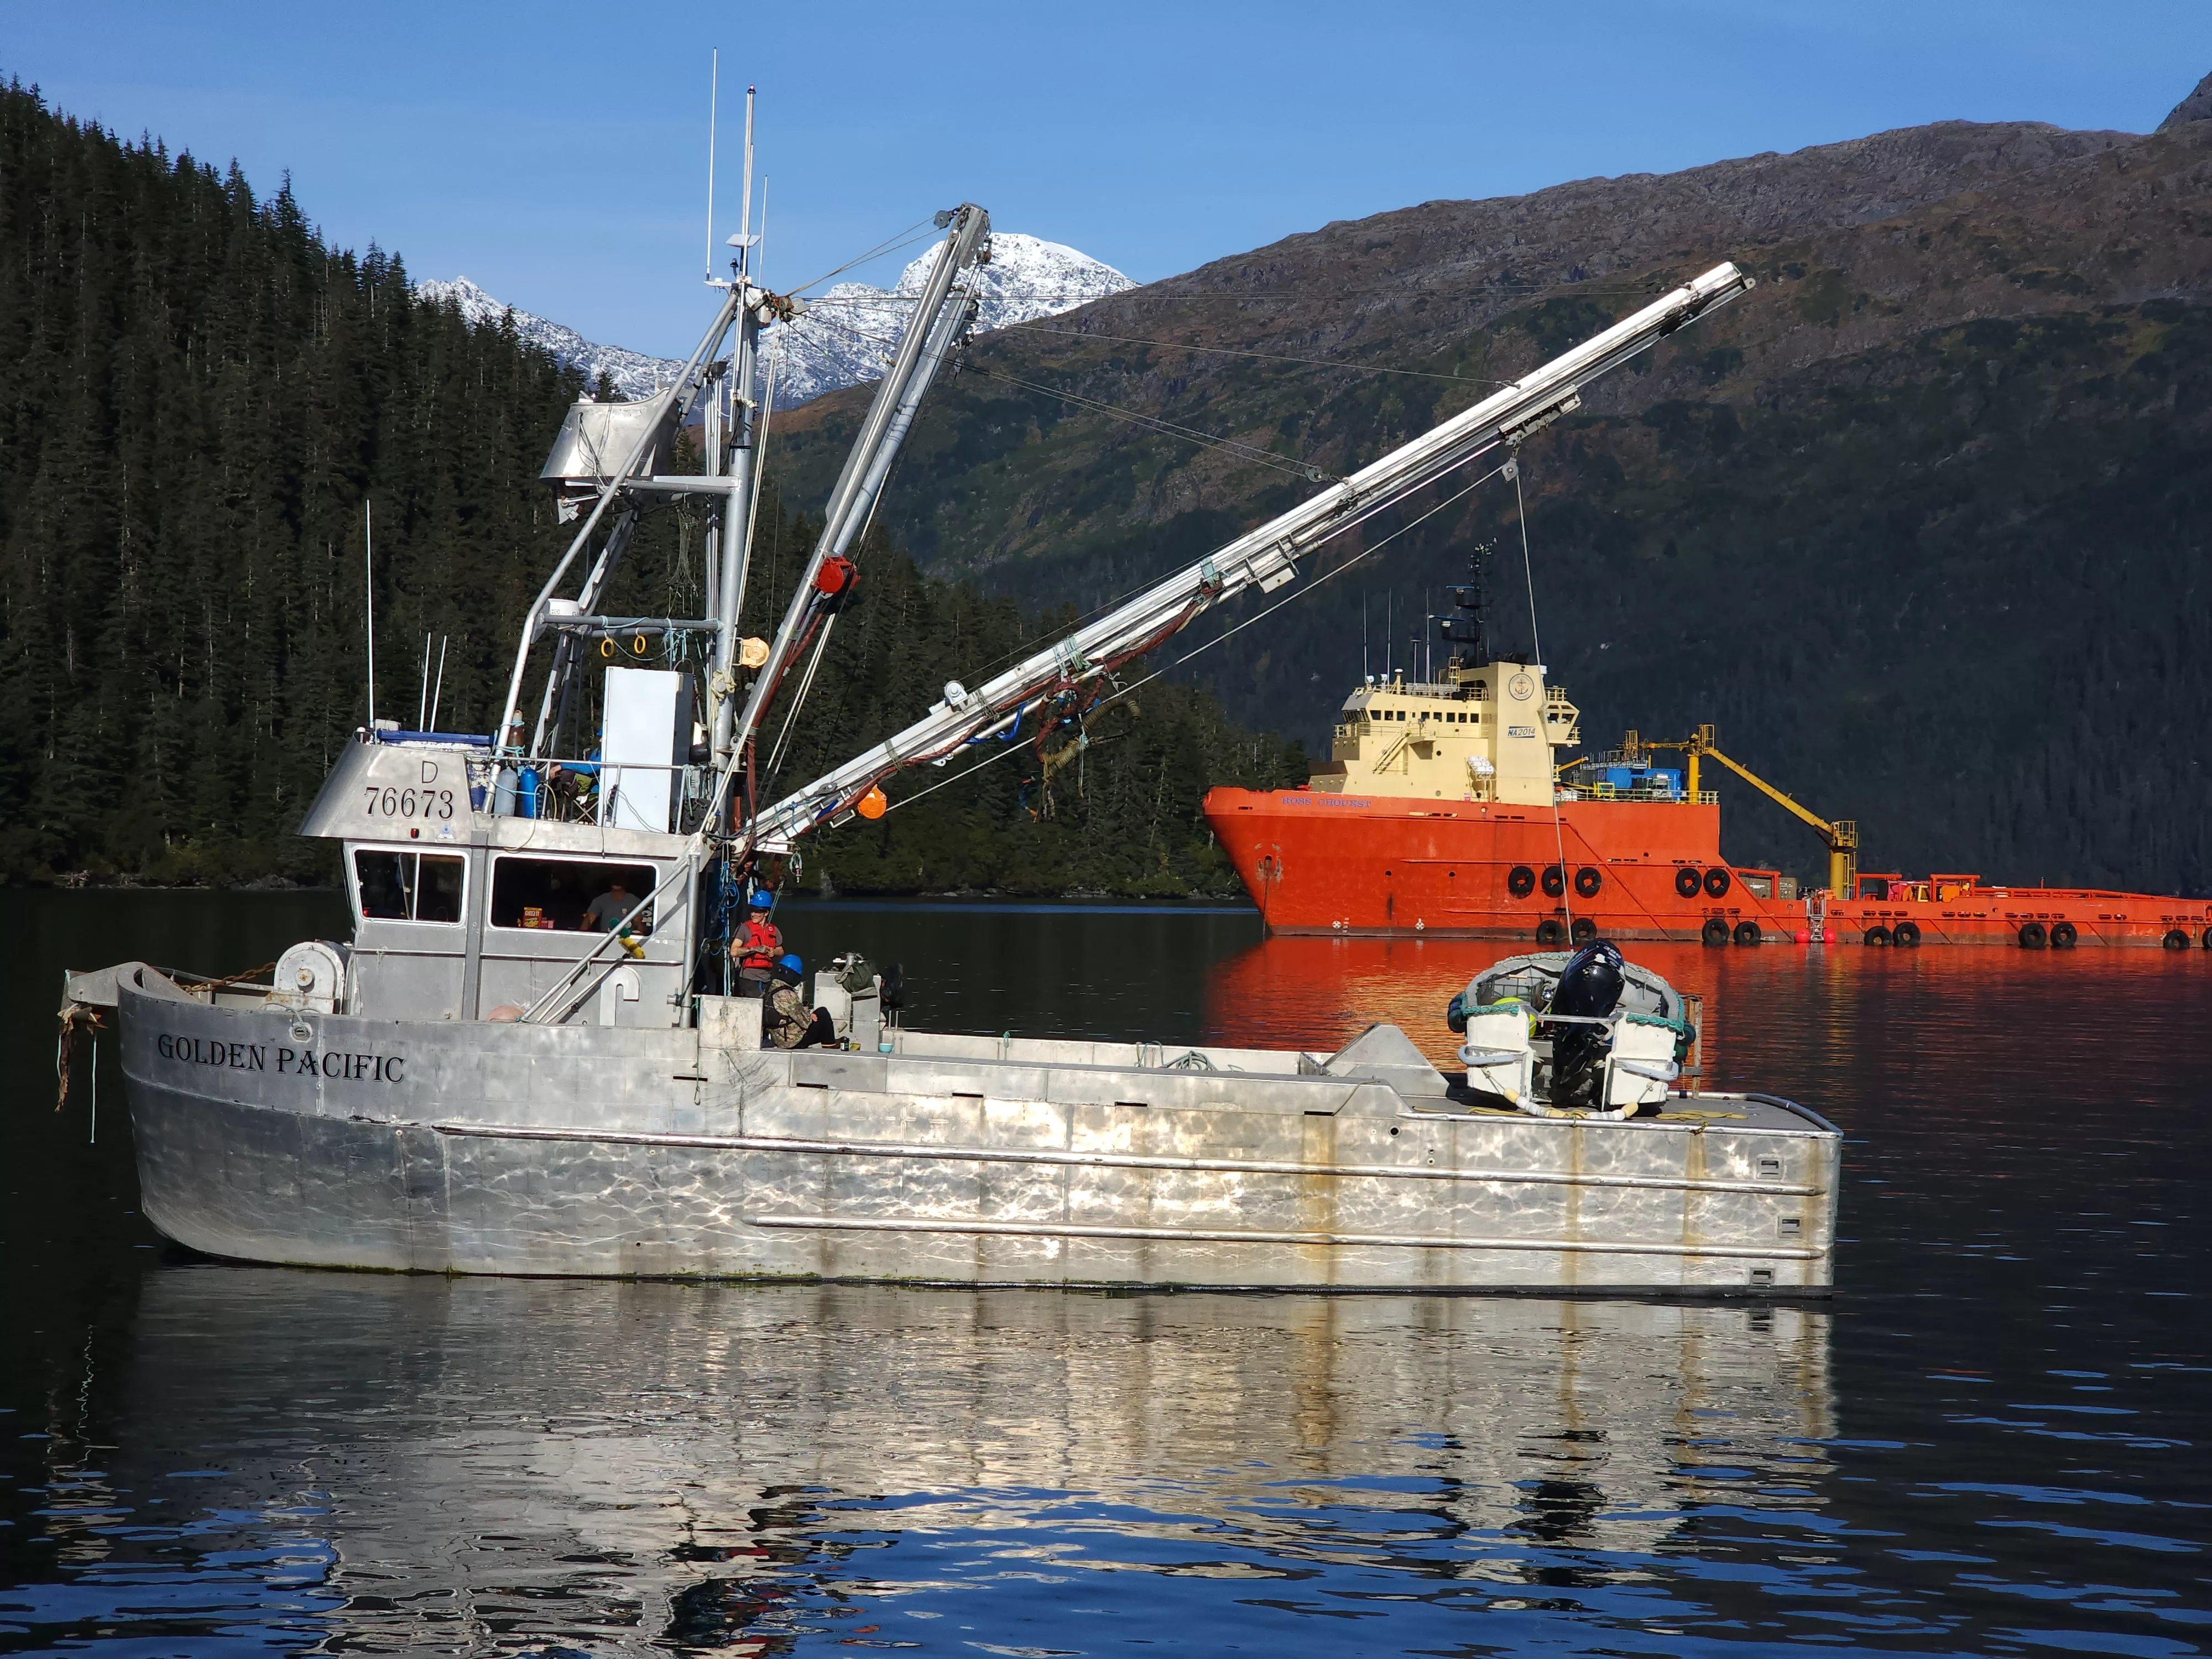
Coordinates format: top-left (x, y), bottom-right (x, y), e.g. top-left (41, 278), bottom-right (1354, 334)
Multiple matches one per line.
top-left (9, 1), bottom-right (2209, 357)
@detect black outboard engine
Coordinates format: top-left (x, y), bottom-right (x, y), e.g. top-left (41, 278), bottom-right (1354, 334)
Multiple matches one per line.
top-left (1543, 940), bottom-right (1626, 1109)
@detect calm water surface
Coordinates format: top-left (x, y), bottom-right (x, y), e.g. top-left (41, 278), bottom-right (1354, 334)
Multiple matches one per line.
top-left (4, 892), bottom-right (2207, 1656)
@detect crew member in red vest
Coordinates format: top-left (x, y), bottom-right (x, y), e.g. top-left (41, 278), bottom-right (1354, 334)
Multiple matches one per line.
top-left (734, 889), bottom-right (781, 997)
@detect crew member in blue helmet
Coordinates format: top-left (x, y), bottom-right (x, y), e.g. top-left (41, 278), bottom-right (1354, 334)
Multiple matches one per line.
top-left (764, 953), bottom-right (836, 1049)
top-left (733, 889), bottom-right (780, 997)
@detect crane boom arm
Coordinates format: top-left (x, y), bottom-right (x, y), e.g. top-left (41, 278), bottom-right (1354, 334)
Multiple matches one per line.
top-left (1636, 723), bottom-right (1858, 896)
top-left (750, 259), bottom-right (1754, 851)
top-left (1691, 742), bottom-right (1841, 844)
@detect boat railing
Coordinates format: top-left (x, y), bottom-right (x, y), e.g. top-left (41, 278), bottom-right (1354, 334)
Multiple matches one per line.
top-left (466, 753), bottom-right (714, 832)
top-left (517, 851), bottom-right (701, 1026)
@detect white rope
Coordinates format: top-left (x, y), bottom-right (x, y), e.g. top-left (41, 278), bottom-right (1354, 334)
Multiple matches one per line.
top-left (1515, 458), bottom-right (1575, 937)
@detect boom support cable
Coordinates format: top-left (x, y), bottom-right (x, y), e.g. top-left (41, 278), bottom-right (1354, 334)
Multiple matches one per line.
top-left (875, 459), bottom-right (1510, 821)
top-left (1513, 457), bottom-right (1574, 936)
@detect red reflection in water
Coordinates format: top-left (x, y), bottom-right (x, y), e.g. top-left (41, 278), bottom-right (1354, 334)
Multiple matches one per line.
top-left (1201, 936), bottom-right (2212, 1123)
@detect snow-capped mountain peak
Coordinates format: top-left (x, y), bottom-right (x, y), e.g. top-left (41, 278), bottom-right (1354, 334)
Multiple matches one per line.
top-left (770, 232), bottom-right (1132, 406)
top-left (417, 232), bottom-right (1133, 410)
top-left (416, 276), bottom-right (687, 402)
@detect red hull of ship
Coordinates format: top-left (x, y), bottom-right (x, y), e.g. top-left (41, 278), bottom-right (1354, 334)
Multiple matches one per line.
top-left (1824, 889), bottom-right (2212, 949)
top-left (1203, 787), bottom-right (1801, 941)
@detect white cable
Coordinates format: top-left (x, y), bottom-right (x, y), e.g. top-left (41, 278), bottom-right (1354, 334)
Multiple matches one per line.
top-left (1515, 459), bottom-right (1574, 938)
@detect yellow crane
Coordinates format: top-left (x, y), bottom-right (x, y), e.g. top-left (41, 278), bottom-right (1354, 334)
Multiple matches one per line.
top-left (1623, 724), bottom-right (1859, 898)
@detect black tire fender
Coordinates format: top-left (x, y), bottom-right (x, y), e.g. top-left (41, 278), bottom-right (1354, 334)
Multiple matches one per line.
top-left (1541, 864), bottom-right (1567, 898)
top-left (1863, 926), bottom-right (1891, 947)
top-left (1733, 920), bottom-right (1762, 947)
top-left (1893, 921), bottom-right (1922, 947)
top-left (2018, 922), bottom-right (2047, 950)
top-left (1702, 918), bottom-right (1730, 947)
top-left (1674, 867), bottom-right (1703, 899)
top-left (1569, 916), bottom-right (1598, 945)
top-left (2164, 928), bottom-right (2190, 951)
top-left (1703, 867), bottom-right (1732, 899)
top-left (1535, 918), bottom-right (1566, 946)
top-left (1506, 865), bottom-right (1536, 899)
top-left (1574, 866), bottom-right (1602, 899)
top-left (2049, 921), bottom-right (2077, 949)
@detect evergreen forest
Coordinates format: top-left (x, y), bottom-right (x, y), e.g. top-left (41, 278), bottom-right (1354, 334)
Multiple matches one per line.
top-left (0, 83), bottom-right (1302, 895)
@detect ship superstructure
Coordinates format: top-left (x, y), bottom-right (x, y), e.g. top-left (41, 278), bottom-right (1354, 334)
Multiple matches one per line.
top-left (1207, 567), bottom-right (1799, 945)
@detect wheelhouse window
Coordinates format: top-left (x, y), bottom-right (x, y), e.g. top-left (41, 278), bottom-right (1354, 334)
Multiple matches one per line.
top-left (491, 857), bottom-right (656, 933)
top-left (355, 851), bottom-right (465, 924)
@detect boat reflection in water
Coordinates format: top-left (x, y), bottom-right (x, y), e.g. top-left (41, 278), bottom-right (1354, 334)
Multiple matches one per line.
top-left (94, 1270), bottom-right (1833, 1653)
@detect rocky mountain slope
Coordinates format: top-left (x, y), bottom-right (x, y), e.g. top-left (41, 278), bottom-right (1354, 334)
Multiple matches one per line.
top-left (419, 233), bottom-right (1130, 407)
top-left (764, 81), bottom-right (2212, 895)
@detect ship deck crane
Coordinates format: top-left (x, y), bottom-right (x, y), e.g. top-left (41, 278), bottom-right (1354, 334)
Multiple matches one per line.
top-left (1630, 724), bottom-right (1858, 898)
top-left (750, 260), bottom-right (1755, 853)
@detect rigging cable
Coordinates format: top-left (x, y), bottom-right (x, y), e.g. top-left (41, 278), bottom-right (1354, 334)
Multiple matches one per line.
top-left (875, 458), bottom-right (1509, 820)
top-left (788, 216), bottom-right (938, 297)
top-left (999, 321), bottom-right (1511, 388)
top-left (966, 364), bottom-right (1333, 482)
top-left (1514, 456), bottom-right (1574, 937)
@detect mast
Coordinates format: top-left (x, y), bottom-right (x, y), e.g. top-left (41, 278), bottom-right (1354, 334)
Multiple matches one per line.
top-left (1439, 540), bottom-right (1490, 672)
top-left (706, 86), bottom-right (765, 771)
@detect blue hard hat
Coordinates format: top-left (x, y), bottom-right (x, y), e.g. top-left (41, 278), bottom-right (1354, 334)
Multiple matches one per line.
top-left (778, 953), bottom-right (803, 975)
top-left (747, 888), bottom-right (774, 908)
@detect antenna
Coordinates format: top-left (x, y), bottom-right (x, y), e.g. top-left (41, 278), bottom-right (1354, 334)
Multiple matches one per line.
top-left (363, 499), bottom-right (377, 728)
top-left (429, 637), bottom-right (448, 733)
top-left (740, 86), bottom-right (755, 259)
top-left (703, 49), bottom-right (719, 282)
top-left (418, 632), bottom-right (432, 731)
top-left (723, 87), bottom-right (760, 278)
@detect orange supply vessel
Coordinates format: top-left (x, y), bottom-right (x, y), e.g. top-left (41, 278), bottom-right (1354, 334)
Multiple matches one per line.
top-left (1204, 578), bottom-right (2210, 950)
top-left (1204, 654), bottom-right (1804, 946)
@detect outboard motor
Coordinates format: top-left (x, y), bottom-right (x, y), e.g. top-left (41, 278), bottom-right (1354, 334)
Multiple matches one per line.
top-left (1543, 940), bottom-right (1626, 1109)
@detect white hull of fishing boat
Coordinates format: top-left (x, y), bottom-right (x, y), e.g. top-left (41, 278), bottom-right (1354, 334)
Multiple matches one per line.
top-left (108, 964), bottom-right (1838, 1295)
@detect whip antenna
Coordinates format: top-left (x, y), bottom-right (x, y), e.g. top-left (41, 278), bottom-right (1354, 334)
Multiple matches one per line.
top-left (703, 49), bottom-right (719, 283)
top-left (363, 499), bottom-right (377, 728)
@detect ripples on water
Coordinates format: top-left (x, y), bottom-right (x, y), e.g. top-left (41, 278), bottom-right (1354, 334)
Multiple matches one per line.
top-left (3, 894), bottom-right (2206, 1656)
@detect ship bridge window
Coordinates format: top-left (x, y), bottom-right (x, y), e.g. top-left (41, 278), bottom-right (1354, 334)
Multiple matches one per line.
top-left (355, 851), bottom-right (464, 924)
top-left (491, 857), bottom-right (657, 932)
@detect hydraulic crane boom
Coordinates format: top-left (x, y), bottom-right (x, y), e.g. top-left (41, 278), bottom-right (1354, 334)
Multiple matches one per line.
top-left (1634, 724), bottom-right (1858, 897)
top-left (750, 259), bottom-right (1755, 854)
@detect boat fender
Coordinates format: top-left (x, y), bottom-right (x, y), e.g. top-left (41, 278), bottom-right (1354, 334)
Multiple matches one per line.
top-left (1892, 921), bottom-right (1922, 947)
top-left (2049, 922), bottom-right (2077, 949)
top-left (1702, 918), bottom-right (1730, 947)
top-left (1570, 916), bottom-right (1598, 945)
top-left (2017, 921), bottom-right (2047, 950)
top-left (1733, 920), bottom-right (1761, 947)
top-left (1506, 865), bottom-right (1536, 898)
top-left (1674, 867), bottom-right (1703, 899)
top-left (1574, 866), bottom-right (1602, 898)
top-left (1863, 925), bottom-right (1890, 947)
top-left (1541, 864), bottom-right (1567, 898)
top-left (2202, 927), bottom-right (2212, 951)
top-left (1535, 918), bottom-right (1565, 946)
top-left (1702, 867), bottom-right (1731, 898)
top-left (2164, 928), bottom-right (2190, 950)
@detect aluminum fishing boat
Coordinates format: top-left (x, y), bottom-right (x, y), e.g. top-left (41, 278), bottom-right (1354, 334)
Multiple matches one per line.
top-left (62, 189), bottom-right (1832, 1292)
